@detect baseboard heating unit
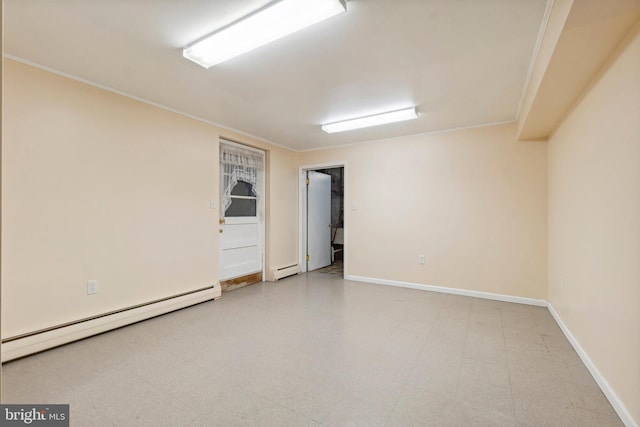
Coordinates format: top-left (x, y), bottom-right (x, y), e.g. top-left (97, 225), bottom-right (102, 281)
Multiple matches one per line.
top-left (269, 264), bottom-right (301, 281)
top-left (1, 283), bottom-right (221, 362)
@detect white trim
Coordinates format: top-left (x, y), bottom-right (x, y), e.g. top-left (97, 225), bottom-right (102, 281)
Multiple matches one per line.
top-left (299, 161), bottom-right (349, 171)
top-left (547, 303), bottom-right (638, 427)
top-left (299, 161), bottom-right (348, 275)
top-left (299, 170), bottom-right (308, 272)
top-left (219, 137), bottom-right (266, 155)
top-left (344, 275), bottom-right (547, 307)
top-left (219, 139), bottom-right (266, 282)
top-left (342, 275), bottom-right (636, 426)
top-left (515, 0), bottom-right (556, 120)
top-left (6, 55), bottom-right (523, 153)
top-left (3, 54), bottom-right (294, 153)
top-left (1, 285), bottom-right (221, 362)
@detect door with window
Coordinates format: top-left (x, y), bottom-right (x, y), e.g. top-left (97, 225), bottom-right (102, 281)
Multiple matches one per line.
top-left (219, 141), bottom-right (264, 281)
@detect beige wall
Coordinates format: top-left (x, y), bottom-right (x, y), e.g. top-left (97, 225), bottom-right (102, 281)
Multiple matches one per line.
top-left (1, 59), bottom-right (298, 338)
top-left (1, 0), bottom-right (4, 398)
top-left (547, 25), bottom-right (640, 424)
top-left (301, 123), bottom-right (547, 299)
top-left (265, 148), bottom-right (300, 270)
top-left (4, 16), bottom-right (635, 424)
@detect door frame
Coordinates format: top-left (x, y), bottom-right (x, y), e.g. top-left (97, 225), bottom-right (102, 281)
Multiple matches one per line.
top-left (299, 161), bottom-right (348, 274)
top-left (219, 138), bottom-right (266, 282)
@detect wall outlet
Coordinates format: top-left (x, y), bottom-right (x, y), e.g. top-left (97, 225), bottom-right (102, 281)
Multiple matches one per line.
top-left (418, 255), bottom-right (425, 265)
top-left (87, 280), bottom-right (99, 295)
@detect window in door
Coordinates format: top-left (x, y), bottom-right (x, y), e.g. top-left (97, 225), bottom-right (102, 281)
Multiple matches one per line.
top-left (225, 180), bottom-right (257, 217)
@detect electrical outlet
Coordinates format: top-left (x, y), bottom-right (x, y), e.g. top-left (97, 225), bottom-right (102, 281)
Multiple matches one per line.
top-left (418, 255), bottom-right (425, 265)
top-left (87, 280), bottom-right (99, 295)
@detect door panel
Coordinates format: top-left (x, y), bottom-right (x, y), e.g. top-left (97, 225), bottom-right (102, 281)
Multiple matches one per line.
top-left (220, 216), bottom-right (261, 280)
top-left (307, 171), bottom-right (332, 271)
top-left (221, 222), bottom-right (259, 250)
top-left (222, 247), bottom-right (260, 279)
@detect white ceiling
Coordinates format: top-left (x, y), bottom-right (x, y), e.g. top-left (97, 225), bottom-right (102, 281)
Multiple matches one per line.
top-left (4, 0), bottom-right (549, 151)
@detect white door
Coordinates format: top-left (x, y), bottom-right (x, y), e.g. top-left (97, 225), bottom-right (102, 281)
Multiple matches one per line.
top-left (307, 171), bottom-right (332, 271)
top-left (219, 143), bottom-right (264, 281)
top-left (220, 215), bottom-right (261, 280)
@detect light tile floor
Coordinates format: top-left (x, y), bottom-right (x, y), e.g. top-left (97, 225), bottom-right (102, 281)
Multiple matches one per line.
top-left (2, 273), bottom-right (623, 426)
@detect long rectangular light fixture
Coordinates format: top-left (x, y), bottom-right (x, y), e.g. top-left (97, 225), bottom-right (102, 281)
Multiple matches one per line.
top-left (183, 0), bottom-right (347, 68)
top-left (321, 107), bottom-right (419, 133)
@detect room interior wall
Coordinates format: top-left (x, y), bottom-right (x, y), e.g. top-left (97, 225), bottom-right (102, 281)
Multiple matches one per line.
top-left (300, 123), bottom-right (548, 299)
top-left (1, 59), bottom-right (299, 339)
top-left (264, 145), bottom-right (300, 272)
top-left (1, 1), bottom-right (4, 397)
top-left (547, 24), bottom-right (640, 425)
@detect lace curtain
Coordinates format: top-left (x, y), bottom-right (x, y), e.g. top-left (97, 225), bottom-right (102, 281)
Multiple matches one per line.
top-left (220, 142), bottom-right (264, 219)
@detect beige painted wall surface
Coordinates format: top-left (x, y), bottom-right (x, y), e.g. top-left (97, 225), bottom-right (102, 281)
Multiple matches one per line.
top-left (1, 2), bottom-right (4, 398)
top-left (301, 123), bottom-right (547, 299)
top-left (547, 26), bottom-right (640, 424)
top-left (1, 60), bottom-right (299, 338)
top-left (266, 149), bottom-right (300, 270)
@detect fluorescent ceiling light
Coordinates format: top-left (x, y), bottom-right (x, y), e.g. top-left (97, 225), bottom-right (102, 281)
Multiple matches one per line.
top-left (183, 0), bottom-right (347, 68)
top-left (321, 107), bottom-right (419, 133)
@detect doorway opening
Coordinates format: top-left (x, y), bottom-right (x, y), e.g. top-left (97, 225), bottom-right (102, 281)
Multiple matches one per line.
top-left (299, 162), bottom-right (347, 276)
top-left (219, 140), bottom-right (265, 292)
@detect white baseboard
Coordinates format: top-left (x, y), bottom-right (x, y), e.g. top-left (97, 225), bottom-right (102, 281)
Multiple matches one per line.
top-left (1, 284), bottom-right (221, 363)
top-left (345, 275), bottom-right (635, 426)
top-left (344, 275), bottom-right (547, 307)
top-left (547, 303), bottom-right (638, 427)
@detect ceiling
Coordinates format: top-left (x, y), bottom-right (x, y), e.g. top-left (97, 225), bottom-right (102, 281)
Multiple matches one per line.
top-left (4, 0), bottom-right (549, 151)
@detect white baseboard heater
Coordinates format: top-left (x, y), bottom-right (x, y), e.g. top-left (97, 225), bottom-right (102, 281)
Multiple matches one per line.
top-left (1, 283), bottom-right (221, 363)
top-left (269, 264), bottom-right (301, 281)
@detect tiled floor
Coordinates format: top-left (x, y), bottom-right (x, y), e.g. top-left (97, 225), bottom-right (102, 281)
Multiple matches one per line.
top-left (2, 273), bottom-right (623, 426)
top-left (314, 260), bottom-right (343, 275)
